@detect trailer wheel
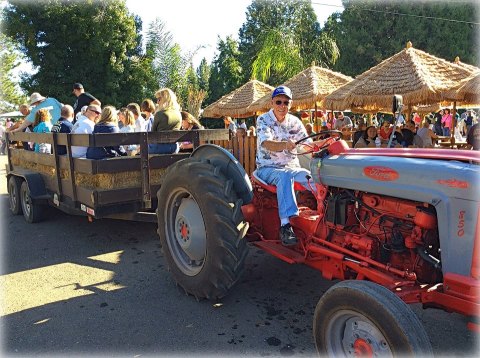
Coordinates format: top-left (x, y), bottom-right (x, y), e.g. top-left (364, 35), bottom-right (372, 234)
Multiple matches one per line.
top-left (157, 158), bottom-right (249, 300)
top-left (20, 181), bottom-right (44, 223)
top-left (313, 281), bottom-right (433, 357)
top-left (8, 176), bottom-right (23, 215)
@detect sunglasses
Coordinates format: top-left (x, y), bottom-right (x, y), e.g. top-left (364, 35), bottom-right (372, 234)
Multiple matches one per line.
top-left (89, 108), bottom-right (101, 115)
top-left (274, 100), bottom-right (290, 106)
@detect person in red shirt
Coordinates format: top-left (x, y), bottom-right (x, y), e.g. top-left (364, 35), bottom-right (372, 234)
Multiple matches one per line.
top-left (412, 112), bottom-right (422, 129)
top-left (379, 120), bottom-right (393, 143)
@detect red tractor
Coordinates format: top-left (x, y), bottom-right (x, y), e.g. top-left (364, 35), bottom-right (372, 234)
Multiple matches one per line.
top-left (156, 119), bottom-right (479, 356)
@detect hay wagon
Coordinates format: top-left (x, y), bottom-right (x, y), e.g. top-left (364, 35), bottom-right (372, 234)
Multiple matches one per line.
top-left (5, 129), bottom-right (229, 223)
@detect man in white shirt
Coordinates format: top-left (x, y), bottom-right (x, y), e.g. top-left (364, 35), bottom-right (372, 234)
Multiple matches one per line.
top-left (255, 86), bottom-right (312, 246)
top-left (71, 104), bottom-right (101, 158)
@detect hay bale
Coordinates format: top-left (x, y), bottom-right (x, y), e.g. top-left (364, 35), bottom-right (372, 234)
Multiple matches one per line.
top-left (10, 150), bottom-right (167, 189)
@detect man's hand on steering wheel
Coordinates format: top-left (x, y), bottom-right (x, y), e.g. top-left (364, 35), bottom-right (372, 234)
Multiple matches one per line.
top-left (291, 130), bottom-right (344, 155)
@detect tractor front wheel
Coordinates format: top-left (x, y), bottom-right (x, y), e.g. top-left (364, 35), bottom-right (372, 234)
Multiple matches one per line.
top-left (156, 158), bottom-right (249, 300)
top-left (313, 280), bottom-right (433, 357)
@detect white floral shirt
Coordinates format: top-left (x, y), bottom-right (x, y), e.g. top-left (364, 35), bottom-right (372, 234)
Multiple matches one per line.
top-left (256, 109), bottom-right (309, 169)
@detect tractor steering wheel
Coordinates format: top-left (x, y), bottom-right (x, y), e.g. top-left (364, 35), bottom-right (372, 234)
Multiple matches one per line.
top-left (293, 130), bottom-right (344, 155)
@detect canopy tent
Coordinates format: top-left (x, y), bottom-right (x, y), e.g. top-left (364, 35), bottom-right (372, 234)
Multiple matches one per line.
top-left (201, 80), bottom-right (274, 118)
top-left (248, 64), bottom-right (353, 114)
top-left (324, 42), bottom-right (478, 112)
top-left (0, 111), bottom-right (23, 118)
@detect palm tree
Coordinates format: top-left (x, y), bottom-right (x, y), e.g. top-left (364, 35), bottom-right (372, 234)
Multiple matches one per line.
top-left (251, 28), bottom-right (339, 85)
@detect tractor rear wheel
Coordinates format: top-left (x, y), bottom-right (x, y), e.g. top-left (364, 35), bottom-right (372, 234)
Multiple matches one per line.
top-left (313, 280), bottom-right (433, 357)
top-left (156, 158), bottom-right (249, 300)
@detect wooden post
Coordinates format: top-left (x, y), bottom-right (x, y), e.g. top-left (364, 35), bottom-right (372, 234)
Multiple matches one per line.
top-left (452, 101), bottom-right (457, 138)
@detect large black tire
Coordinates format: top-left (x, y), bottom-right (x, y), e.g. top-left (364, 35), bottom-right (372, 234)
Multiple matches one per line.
top-left (313, 280), bottom-right (433, 357)
top-left (8, 176), bottom-right (23, 215)
top-left (20, 181), bottom-right (44, 223)
top-left (156, 158), bottom-right (249, 300)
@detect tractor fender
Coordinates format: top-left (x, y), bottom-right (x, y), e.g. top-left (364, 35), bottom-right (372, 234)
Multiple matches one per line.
top-left (191, 144), bottom-right (253, 204)
top-left (7, 172), bottom-right (49, 201)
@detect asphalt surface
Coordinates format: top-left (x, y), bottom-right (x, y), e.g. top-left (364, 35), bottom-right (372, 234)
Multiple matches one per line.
top-left (0, 155), bottom-right (478, 357)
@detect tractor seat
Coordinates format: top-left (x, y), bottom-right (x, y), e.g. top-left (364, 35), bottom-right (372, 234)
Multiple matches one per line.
top-left (251, 170), bottom-right (307, 194)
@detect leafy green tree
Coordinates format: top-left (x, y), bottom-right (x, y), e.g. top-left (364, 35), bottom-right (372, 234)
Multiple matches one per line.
top-left (197, 58), bottom-right (210, 93)
top-left (2, 0), bottom-right (148, 107)
top-left (323, 0), bottom-right (478, 77)
top-left (238, 0), bottom-right (338, 84)
top-left (207, 36), bottom-right (243, 105)
top-left (0, 34), bottom-right (27, 112)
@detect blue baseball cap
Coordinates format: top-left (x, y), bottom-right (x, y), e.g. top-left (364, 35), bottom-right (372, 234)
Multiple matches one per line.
top-left (271, 86), bottom-right (292, 99)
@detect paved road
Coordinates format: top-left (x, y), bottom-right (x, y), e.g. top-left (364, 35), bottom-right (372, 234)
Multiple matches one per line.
top-left (0, 155), bottom-right (478, 356)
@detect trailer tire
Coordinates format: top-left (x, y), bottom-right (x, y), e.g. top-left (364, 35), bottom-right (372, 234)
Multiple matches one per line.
top-left (313, 280), bottom-right (433, 357)
top-left (8, 176), bottom-right (23, 215)
top-left (20, 181), bottom-right (44, 223)
top-left (157, 158), bottom-right (249, 300)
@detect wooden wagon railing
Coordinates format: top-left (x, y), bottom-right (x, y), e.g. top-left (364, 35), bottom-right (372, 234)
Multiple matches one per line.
top-left (6, 129), bottom-right (229, 217)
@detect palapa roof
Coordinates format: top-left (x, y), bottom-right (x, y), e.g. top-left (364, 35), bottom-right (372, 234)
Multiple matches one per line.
top-left (447, 72), bottom-right (480, 105)
top-left (324, 42), bottom-right (478, 112)
top-left (453, 56), bottom-right (480, 73)
top-left (201, 79), bottom-right (274, 118)
top-left (248, 64), bottom-right (353, 114)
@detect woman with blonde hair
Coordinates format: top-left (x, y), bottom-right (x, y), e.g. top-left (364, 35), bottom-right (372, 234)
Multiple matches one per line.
top-left (86, 106), bottom-right (126, 159)
top-left (150, 88), bottom-right (182, 154)
top-left (32, 108), bottom-right (53, 153)
top-left (118, 108), bottom-right (138, 155)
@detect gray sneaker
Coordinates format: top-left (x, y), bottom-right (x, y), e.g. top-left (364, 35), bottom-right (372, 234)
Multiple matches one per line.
top-left (280, 224), bottom-right (297, 246)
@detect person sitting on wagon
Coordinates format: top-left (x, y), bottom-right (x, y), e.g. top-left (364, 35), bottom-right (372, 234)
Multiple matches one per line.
top-left (32, 108), bottom-right (53, 153)
top-left (11, 92), bottom-right (63, 132)
top-left (255, 86), bottom-right (315, 247)
top-left (51, 105), bottom-right (74, 155)
top-left (179, 111), bottom-right (204, 152)
top-left (86, 106), bottom-right (127, 159)
top-left (71, 104), bottom-right (102, 158)
top-left (149, 88), bottom-right (182, 154)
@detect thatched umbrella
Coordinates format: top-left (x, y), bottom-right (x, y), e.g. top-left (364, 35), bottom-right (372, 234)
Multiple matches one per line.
top-left (453, 56), bottom-right (480, 74)
top-left (248, 63), bottom-right (353, 114)
top-left (446, 72), bottom-right (480, 105)
top-left (201, 80), bottom-right (274, 118)
top-left (324, 42), bottom-right (477, 112)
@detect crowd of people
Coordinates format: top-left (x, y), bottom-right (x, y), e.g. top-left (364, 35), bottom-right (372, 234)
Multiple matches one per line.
top-left (294, 108), bottom-right (480, 150)
top-left (4, 84), bottom-right (204, 158)
top-left (2, 83), bottom-right (479, 159)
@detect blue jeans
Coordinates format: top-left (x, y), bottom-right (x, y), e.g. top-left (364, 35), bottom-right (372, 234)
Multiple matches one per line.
top-left (148, 143), bottom-right (179, 154)
top-left (443, 127), bottom-right (450, 136)
top-left (256, 166), bottom-right (312, 220)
